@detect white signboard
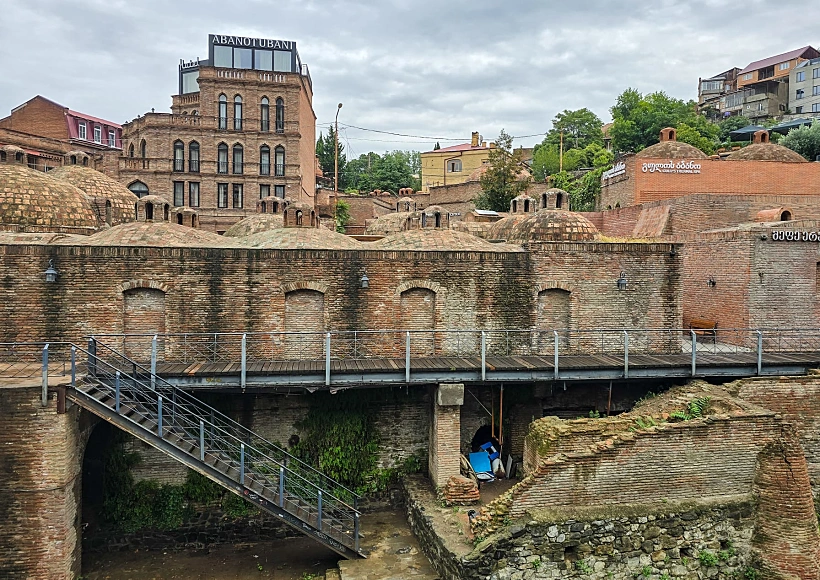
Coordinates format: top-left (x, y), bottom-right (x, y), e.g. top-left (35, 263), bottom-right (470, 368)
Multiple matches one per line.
top-left (641, 160), bottom-right (701, 174)
top-left (602, 161), bottom-right (626, 180)
top-left (771, 230), bottom-right (820, 242)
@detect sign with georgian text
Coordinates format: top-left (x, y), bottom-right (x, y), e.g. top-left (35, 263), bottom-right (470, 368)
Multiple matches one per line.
top-left (771, 230), bottom-right (820, 242)
top-left (602, 161), bottom-right (626, 180)
top-left (641, 160), bottom-right (701, 174)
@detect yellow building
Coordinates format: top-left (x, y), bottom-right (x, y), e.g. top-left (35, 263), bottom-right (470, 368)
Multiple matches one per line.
top-left (420, 131), bottom-right (493, 192)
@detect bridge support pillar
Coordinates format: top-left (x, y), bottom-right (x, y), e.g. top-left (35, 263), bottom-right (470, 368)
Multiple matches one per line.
top-left (429, 383), bottom-right (464, 489)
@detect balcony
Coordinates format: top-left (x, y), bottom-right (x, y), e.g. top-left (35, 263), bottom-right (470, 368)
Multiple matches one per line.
top-left (124, 112), bottom-right (299, 133)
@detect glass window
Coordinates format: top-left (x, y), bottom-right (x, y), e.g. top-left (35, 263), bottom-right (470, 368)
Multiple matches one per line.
top-left (173, 181), bottom-right (185, 206)
top-left (797, 71), bottom-right (806, 82)
top-left (182, 70), bottom-right (199, 93)
top-left (255, 49), bottom-right (273, 71)
top-left (189, 182), bottom-right (200, 207)
top-left (447, 159), bottom-right (462, 173)
top-left (260, 145), bottom-right (270, 175)
top-left (742, 73), bottom-right (753, 80)
top-left (189, 141), bottom-right (200, 172)
top-left (234, 95), bottom-right (242, 130)
top-left (218, 94), bottom-right (228, 130)
top-left (214, 45), bottom-right (232, 67)
top-left (78, 122), bottom-right (87, 140)
top-left (813, 103), bottom-right (820, 113)
top-left (779, 62), bottom-right (790, 70)
top-left (232, 183), bottom-right (243, 208)
top-left (814, 86), bottom-right (820, 96)
top-left (217, 183), bottom-right (229, 208)
top-left (140, 140), bottom-right (147, 158)
top-left (128, 181), bottom-right (149, 198)
top-left (173, 140), bottom-right (184, 171)
top-left (108, 130), bottom-right (116, 147)
top-left (233, 144), bottom-right (243, 174)
top-left (796, 89), bottom-right (805, 100)
top-left (261, 97), bottom-right (270, 131)
top-left (94, 126), bottom-right (101, 143)
top-left (275, 185), bottom-right (285, 198)
top-left (274, 50), bottom-right (291, 72)
top-left (796, 106), bottom-right (804, 114)
top-left (814, 68), bottom-right (820, 79)
top-left (217, 143), bottom-right (228, 174)
top-left (274, 146), bottom-right (285, 176)
top-left (276, 98), bottom-right (284, 133)
top-left (234, 48), bottom-right (253, 69)
top-left (260, 184), bottom-right (270, 198)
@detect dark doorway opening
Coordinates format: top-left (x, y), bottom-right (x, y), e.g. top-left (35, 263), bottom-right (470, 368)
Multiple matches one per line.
top-left (82, 421), bottom-right (115, 536)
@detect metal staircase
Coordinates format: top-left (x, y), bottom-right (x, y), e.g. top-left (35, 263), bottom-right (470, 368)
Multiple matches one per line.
top-left (67, 339), bottom-right (364, 559)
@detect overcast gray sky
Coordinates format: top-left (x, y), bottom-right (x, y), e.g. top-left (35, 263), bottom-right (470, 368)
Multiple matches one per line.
top-left (1, 0), bottom-right (817, 156)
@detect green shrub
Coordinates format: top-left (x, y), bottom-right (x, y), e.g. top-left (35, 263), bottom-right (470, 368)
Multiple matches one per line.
top-left (698, 550), bottom-right (719, 567)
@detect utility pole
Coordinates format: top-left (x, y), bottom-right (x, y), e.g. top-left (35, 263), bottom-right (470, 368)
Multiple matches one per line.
top-left (334, 103), bottom-right (342, 231)
top-left (559, 129), bottom-right (564, 173)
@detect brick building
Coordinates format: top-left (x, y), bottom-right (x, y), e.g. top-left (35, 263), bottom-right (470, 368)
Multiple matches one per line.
top-left (103, 34), bottom-right (316, 233)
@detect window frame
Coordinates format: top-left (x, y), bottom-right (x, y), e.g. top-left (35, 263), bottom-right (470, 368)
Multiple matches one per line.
top-left (218, 94), bottom-right (228, 130)
top-left (173, 140), bottom-right (185, 172)
top-left (232, 144), bottom-right (244, 175)
top-left (261, 97), bottom-right (270, 132)
top-left (260, 145), bottom-right (270, 175)
top-left (108, 130), bottom-right (116, 147)
top-left (446, 158), bottom-right (462, 173)
top-left (189, 141), bottom-right (200, 173)
top-left (274, 146), bottom-right (285, 176)
top-left (93, 125), bottom-right (102, 144)
top-left (275, 184), bottom-right (285, 198)
top-left (234, 95), bottom-right (243, 130)
top-left (217, 183), bottom-right (229, 208)
top-left (189, 182), bottom-right (200, 207)
top-left (260, 184), bottom-right (270, 199)
top-left (275, 98), bottom-right (285, 133)
top-left (217, 143), bottom-right (229, 174)
top-left (232, 183), bottom-right (244, 208)
top-left (78, 121), bottom-right (87, 140)
top-left (797, 71), bottom-right (806, 82)
top-left (173, 181), bottom-right (185, 206)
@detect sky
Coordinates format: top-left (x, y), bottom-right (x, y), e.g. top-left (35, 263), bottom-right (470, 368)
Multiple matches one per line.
top-left (1, 0), bottom-right (818, 157)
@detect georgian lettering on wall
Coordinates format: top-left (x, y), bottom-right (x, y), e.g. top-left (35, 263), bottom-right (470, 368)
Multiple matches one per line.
top-left (602, 161), bottom-right (626, 181)
top-left (641, 160), bottom-right (702, 174)
top-left (771, 230), bottom-right (820, 242)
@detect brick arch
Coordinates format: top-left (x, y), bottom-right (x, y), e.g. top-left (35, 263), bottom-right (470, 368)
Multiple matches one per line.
top-left (281, 281), bottom-right (329, 295)
top-left (396, 279), bottom-right (443, 296)
top-left (120, 279), bottom-right (171, 294)
top-left (536, 281), bottom-right (576, 294)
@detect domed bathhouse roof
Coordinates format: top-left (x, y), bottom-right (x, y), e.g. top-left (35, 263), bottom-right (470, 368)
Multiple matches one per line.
top-left (0, 162), bottom-right (98, 233)
top-left (224, 213), bottom-right (285, 237)
top-left (71, 221), bottom-right (231, 247)
top-left (370, 229), bottom-right (522, 252)
top-left (486, 214), bottom-right (530, 241)
top-left (636, 127), bottom-right (708, 160)
top-left (48, 165), bottom-right (137, 227)
top-left (238, 227), bottom-right (362, 250)
top-left (365, 212), bottom-right (417, 235)
top-left (726, 143), bottom-right (808, 162)
top-left (505, 209), bottom-right (600, 243)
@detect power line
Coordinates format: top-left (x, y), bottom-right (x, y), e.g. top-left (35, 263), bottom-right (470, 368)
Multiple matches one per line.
top-left (319, 122), bottom-right (466, 141)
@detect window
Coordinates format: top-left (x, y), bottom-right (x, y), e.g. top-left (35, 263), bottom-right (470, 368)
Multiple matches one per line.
top-left (743, 73), bottom-right (753, 80)
top-left (796, 89), bottom-right (805, 100)
top-left (94, 126), bottom-right (102, 143)
top-left (274, 146), bottom-right (285, 176)
top-left (255, 49), bottom-right (273, 71)
top-left (128, 144), bottom-right (134, 157)
top-left (814, 85), bottom-right (820, 96)
top-left (140, 140), bottom-right (147, 158)
top-left (260, 97), bottom-right (270, 131)
top-left (234, 95), bottom-right (242, 130)
top-left (217, 143), bottom-right (228, 173)
top-left (217, 183), bottom-right (229, 208)
top-left (446, 159), bottom-right (462, 173)
top-left (275, 98), bottom-right (284, 133)
top-left (173, 181), bottom-right (185, 206)
top-left (813, 103), bottom-right (820, 113)
top-left (796, 106), bottom-right (804, 114)
top-left (260, 184), bottom-right (270, 198)
top-left (779, 62), bottom-right (790, 70)
top-left (78, 121), bottom-right (87, 140)
top-left (189, 141), bottom-right (200, 172)
top-left (260, 145), bottom-right (270, 175)
top-left (218, 94), bottom-right (228, 130)
top-left (181, 70), bottom-right (199, 93)
top-left (815, 68), bottom-right (820, 79)
top-left (232, 183), bottom-right (243, 208)
top-left (189, 182), bottom-right (200, 207)
top-left (758, 103), bottom-right (764, 111)
top-left (274, 50), bottom-right (291, 72)
top-left (233, 47), bottom-right (252, 69)
top-left (173, 140), bottom-right (184, 171)
top-left (232, 144), bottom-right (243, 174)
top-left (128, 181), bottom-right (149, 198)
top-left (275, 185), bottom-right (285, 198)
top-left (797, 71), bottom-right (806, 82)
top-left (108, 130), bottom-right (116, 147)
top-left (701, 80), bottom-right (722, 91)
top-left (214, 45), bottom-right (232, 67)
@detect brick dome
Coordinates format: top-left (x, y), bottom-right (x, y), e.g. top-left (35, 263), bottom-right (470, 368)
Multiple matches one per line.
top-left (371, 229), bottom-right (522, 252)
top-left (224, 214), bottom-right (285, 237)
top-left (506, 210), bottom-right (600, 243)
top-left (48, 165), bottom-right (137, 226)
top-left (486, 214), bottom-right (530, 240)
top-left (365, 211), bottom-right (416, 235)
top-left (239, 227), bottom-right (362, 249)
top-left (726, 143), bottom-right (808, 162)
top-left (0, 162), bottom-right (98, 233)
top-left (75, 221), bottom-right (230, 247)
top-left (636, 141), bottom-right (708, 159)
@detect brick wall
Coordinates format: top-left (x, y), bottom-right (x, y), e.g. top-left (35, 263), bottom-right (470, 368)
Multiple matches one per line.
top-left (0, 96), bottom-right (68, 141)
top-left (428, 399), bottom-right (461, 488)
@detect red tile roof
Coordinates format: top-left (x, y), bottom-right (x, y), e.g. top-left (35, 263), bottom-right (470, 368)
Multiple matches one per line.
top-left (739, 46), bottom-right (819, 74)
top-left (423, 143), bottom-right (489, 154)
top-left (67, 110), bottom-right (122, 129)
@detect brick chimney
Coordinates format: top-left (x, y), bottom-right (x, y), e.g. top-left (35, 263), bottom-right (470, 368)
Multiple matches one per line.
top-left (659, 127), bottom-right (677, 142)
top-left (471, 132), bottom-right (479, 147)
top-left (753, 130), bottom-right (770, 144)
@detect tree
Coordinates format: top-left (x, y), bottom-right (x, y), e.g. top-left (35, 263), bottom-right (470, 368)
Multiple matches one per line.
top-left (676, 122), bottom-right (718, 155)
top-left (315, 128), bottom-right (346, 188)
top-left (433, 142), bottom-right (441, 150)
top-left (532, 142), bottom-right (613, 183)
top-left (782, 123), bottom-right (820, 161)
top-left (609, 89), bottom-right (699, 153)
top-left (343, 150), bottom-right (421, 193)
top-left (475, 129), bottom-right (531, 212)
top-left (335, 199), bottom-right (350, 233)
top-left (717, 115), bottom-right (751, 143)
top-left (544, 108), bottom-right (604, 150)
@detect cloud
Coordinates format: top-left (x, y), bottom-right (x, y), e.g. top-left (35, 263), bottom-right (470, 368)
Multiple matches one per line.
top-left (1, 0), bottom-right (818, 152)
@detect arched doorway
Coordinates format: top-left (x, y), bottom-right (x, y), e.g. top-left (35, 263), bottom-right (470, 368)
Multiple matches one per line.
top-left (400, 288), bottom-right (435, 356)
top-left (81, 421), bottom-right (114, 538)
top-left (284, 289), bottom-right (325, 358)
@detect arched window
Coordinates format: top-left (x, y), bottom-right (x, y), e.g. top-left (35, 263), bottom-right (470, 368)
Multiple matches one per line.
top-left (232, 144), bottom-right (243, 174)
top-left (556, 192), bottom-right (563, 209)
top-left (274, 146), bottom-right (285, 176)
top-left (0, 151), bottom-right (5, 162)
top-left (128, 181), bottom-right (149, 198)
top-left (218, 94), bottom-right (228, 130)
top-left (140, 139), bottom-right (147, 158)
top-left (189, 141), bottom-right (200, 173)
top-left (296, 210), bottom-right (303, 225)
top-left (524, 199), bottom-right (530, 212)
top-left (260, 145), bottom-right (270, 175)
top-left (128, 143), bottom-right (134, 158)
top-left (105, 200), bottom-right (112, 226)
top-left (145, 202), bottom-right (154, 220)
top-left (164, 204), bottom-right (170, 221)
top-left (275, 97), bottom-right (285, 133)
top-left (234, 95), bottom-right (242, 130)
top-left (217, 143), bottom-right (228, 174)
top-left (260, 97), bottom-right (270, 132)
top-left (70, 155), bottom-right (77, 165)
top-left (82, 156), bottom-right (88, 166)
top-left (173, 140), bottom-right (184, 172)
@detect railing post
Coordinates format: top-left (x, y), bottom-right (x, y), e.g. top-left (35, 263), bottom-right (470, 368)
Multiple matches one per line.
top-left (199, 420), bottom-right (205, 461)
top-left (41, 343), bottom-right (49, 407)
top-left (624, 331), bottom-right (629, 379)
top-left (481, 331), bottom-right (486, 382)
top-left (241, 333), bottom-right (247, 391)
top-left (151, 335), bottom-right (157, 391)
top-left (88, 337), bottom-right (97, 376)
top-left (115, 371), bottom-right (121, 413)
top-left (317, 490), bottom-right (323, 531)
top-left (158, 395), bottom-right (163, 437)
top-left (405, 331), bottom-right (411, 384)
top-left (240, 443), bottom-right (245, 485)
top-left (691, 330), bottom-right (697, 377)
top-left (757, 330), bottom-right (763, 376)
top-left (553, 331), bottom-right (559, 381)
top-left (279, 466), bottom-right (285, 507)
top-left (325, 332), bottom-right (331, 387)
top-left (354, 512), bottom-right (360, 553)
top-left (70, 346), bottom-right (76, 388)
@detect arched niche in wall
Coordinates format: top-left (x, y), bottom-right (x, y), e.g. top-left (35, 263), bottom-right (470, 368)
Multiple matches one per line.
top-left (284, 285), bottom-right (326, 359)
top-left (399, 287), bottom-right (436, 357)
top-left (536, 282), bottom-right (574, 350)
top-left (122, 284), bottom-right (167, 360)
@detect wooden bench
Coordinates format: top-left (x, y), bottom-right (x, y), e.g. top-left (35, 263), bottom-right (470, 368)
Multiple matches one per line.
top-left (688, 318), bottom-right (718, 343)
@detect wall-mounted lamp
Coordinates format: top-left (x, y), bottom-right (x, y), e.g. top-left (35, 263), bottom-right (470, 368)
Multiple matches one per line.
top-left (707, 276), bottom-right (716, 287)
top-left (43, 259), bottom-right (59, 283)
top-left (616, 271), bottom-right (628, 291)
top-left (360, 273), bottom-right (369, 289)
